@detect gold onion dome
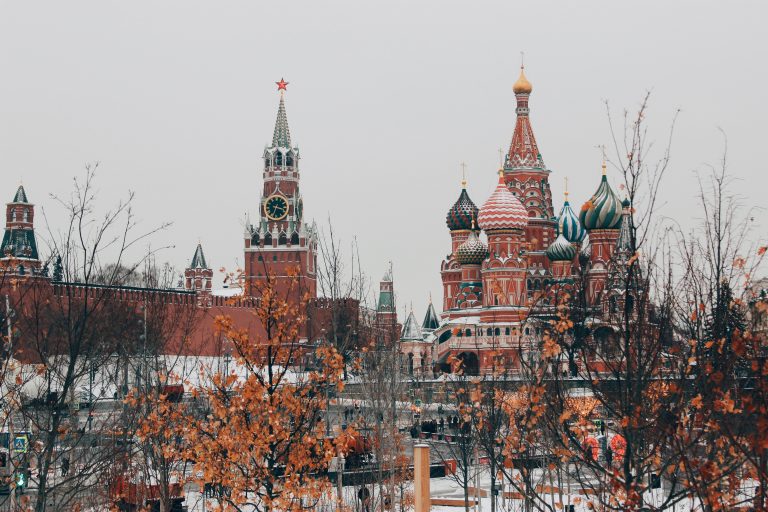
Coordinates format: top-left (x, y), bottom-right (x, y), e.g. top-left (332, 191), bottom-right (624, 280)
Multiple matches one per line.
top-left (456, 229), bottom-right (488, 265)
top-left (513, 66), bottom-right (533, 94)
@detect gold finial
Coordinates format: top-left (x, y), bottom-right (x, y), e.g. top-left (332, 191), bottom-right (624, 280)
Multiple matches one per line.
top-left (602, 160), bottom-right (607, 176)
top-left (564, 177), bottom-right (569, 201)
top-left (498, 148), bottom-right (504, 167)
top-left (460, 162), bottom-right (467, 188)
top-left (429, 292), bottom-right (432, 304)
top-left (498, 167), bottom-right (504, 178)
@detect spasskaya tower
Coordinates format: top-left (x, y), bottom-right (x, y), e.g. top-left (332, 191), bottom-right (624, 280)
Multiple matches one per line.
top-left (244, 79), bottom-right (317, 300)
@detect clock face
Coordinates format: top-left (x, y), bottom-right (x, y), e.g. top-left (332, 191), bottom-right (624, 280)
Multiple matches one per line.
top-left (265, 195), bottom-right (288, 220)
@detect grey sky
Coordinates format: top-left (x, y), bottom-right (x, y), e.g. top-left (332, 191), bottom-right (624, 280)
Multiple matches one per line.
top-left (1, 1), bottom-right (766, 317)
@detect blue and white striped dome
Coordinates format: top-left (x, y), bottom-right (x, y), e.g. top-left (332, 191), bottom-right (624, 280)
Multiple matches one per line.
top-left (556, 200), bottom-right (586, 243)
top-left (546, 234), bottom-right (577, 262)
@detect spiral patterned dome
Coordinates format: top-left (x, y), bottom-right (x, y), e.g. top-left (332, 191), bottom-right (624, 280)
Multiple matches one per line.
top-left (477, 172), bottom-right (529, 231)
top-left (557, 200), bottom-right (586, 243)
top-left (546, 234), bottom-right (577, 262)
top-left (579, 175), bottom-right (623, 231)
top-left (446, 187), bottom-right (479, 231)
top-left (456, 230), bottom-right (488, 265)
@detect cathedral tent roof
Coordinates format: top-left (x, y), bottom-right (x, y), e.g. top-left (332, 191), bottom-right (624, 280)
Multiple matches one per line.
top-left (400, 311), bottom-right (423, 341)
top-left (190, 243), bottom-right (208, 269)
top-left (422, 301), bottom-right (440, 331)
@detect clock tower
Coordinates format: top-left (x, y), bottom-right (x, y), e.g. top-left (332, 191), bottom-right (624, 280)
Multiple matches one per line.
top-left (244, 79), bottom-right (317, 301)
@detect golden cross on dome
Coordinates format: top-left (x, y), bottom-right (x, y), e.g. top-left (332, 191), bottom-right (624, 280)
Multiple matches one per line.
top-left (460, 162), bottom-right (468, 188)
top-left (564, 177), bottom-right (569, 201)
top-left (276, 78), bottom-right (289, 92)
top-left (520, 51), bottom-right (525, 69)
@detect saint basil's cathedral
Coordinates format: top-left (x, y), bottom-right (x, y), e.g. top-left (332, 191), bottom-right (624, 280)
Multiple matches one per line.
top-left (1, 70), bottom-right (633, 376)
top-left (401, 66), bottom-right (633, 377)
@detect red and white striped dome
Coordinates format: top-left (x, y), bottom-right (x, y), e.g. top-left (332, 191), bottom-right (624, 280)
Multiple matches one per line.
top-left (477, 172), bottom-right (528, 231)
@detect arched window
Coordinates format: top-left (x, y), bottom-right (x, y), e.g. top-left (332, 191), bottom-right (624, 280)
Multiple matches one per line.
top-left (290, 232), bottom-right (299, 245)
top-left (494, 328), bottom-right (501, 336)
top-left (278, 233), bottom-right (288, 245)
top-left (465, 329), bottom-right (472, 337)
top-left (408, 354), bottom-right (414, 376)
top-left (264, 233), bottom-right (272, 246)
top-left (23, 209), bottom-right (28, 222)
top-left (486, 328), bottom-right (492, 336)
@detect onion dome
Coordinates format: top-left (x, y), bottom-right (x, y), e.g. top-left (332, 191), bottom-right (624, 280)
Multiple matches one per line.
top-left (456, 229), bottom-right (488, 265)
top-left (557, 186), bottom-right (586, 243)
top-left (446, 186), bottom-right (479, 231)
top-left (513, 66), bottom-right (533, 94)
top-left (579, 163), bottom-right (623, 231)
top-left (477, 170), bottom-right (529, 231)
top-left (546, 234), bottom-right (577, 262)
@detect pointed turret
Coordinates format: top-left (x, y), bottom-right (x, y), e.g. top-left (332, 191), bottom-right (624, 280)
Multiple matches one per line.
top-left (1, 185), bottom-right (40, 274)
top-left (505, 65), bottom-right (545, 171)
top-left (401, 310), bottom-right (423, 341)
top-left (272, 90), bottom-right (292, 149)
top-left (190, 243), bottom-right (208, 269)
top-left (13, 186), bottom-right (28, 204)
top-left (184, 242), bottom-right (213, 299)
top-left (422, 298), bottom-right (440, 331)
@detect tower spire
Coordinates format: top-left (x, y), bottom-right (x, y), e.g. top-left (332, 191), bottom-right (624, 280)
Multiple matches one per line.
top-left (505, 63), bottom-right (544, 171)
top-left (272, 79), bottom-right (292, 148)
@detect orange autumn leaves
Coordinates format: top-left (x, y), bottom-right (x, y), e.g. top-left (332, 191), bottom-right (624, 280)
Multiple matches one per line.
top-left (132, 271), bottom-right (346, 512)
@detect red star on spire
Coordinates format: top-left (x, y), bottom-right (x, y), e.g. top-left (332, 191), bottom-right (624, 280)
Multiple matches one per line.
top-left (276, 78), bottom-right (289, 91)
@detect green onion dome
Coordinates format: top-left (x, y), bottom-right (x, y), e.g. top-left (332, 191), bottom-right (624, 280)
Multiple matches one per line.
top-left (446, 187), bottom-right (479, 231)
top-left (546, 234), bottom-right (577, 262)
top-left (456, 230), bottom-right (488, 265)
top-left (579, 168), bottom-right (623, 231)
top-left (557, 199), bottom-right (586, 243)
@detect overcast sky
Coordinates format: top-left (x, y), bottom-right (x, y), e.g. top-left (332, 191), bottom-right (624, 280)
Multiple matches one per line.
top-left (1, 1), bottom-right (766, 318)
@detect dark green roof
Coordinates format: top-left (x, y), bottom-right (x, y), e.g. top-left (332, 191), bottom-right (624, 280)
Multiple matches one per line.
top-left (422, 302), bottom-right (440, 330)
top-left (1, 228), bottom-right (39, 260)
top-left (13, 186), bottom-right (28, 203)
top-left (272, 95), bottom-right (292, 148)
top-left (190, 243), bottom-right (208, 269)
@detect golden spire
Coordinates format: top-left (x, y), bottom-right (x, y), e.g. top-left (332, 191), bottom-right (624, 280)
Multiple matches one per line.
top-left (460, 162), bottom-right (467, 188)
top-left (512, 54), bottom-right (533, 94)
top-left (564, 177), bottom-right (569, 201)
top-left (602, 160), bottom-right (607, 176)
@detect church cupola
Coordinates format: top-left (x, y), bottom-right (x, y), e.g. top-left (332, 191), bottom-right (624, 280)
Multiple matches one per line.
top-left (1, 185), bottom-right (41, 275)
top-left (446, 175), bottom-right (479, 232)
top-left (579, 162), bottom-right (623, 231)
top-left (556, 181), bottom-right (586, 243)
